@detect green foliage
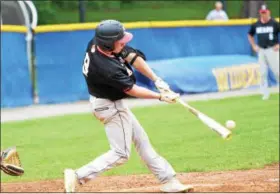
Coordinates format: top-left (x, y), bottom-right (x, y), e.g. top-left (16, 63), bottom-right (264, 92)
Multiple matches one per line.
top-left (1, 94), bottom-right (279, 182)
top-left (33, 1), bottom-right (57, 25)
top-left (86, 1), bottom-right (121, 10)
top-left (32, 0), bottom-right (279, 25)
top-left (51, 1), bottom-right (78, 9)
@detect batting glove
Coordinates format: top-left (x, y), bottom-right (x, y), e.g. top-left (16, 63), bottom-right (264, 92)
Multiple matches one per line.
top-left (159, 91), bottom-right (180, 104)
top-left (154, 77), bottom-right (171, 93)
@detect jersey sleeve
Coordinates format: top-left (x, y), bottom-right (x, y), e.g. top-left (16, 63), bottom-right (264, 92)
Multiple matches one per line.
top-left (276, 20), bottom-right (280, 34)
top-left (86, 39), bottom-right (95, 52)
top-left (118, 46), bottom-right (147, 62)
top-left (107, 71), bottom-right (134, 92)
top-left (248, 23), bottom-right (256, 36)
top-left (223, 11), bottom-right (229, 20)
top-left (206, 11), bottom-right (213, 20)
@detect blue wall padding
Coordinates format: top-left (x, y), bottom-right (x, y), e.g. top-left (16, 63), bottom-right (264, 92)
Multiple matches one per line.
top-left (35, 30), bottom-right (93, 104)
top-left (134, 55), bottom-right (276, 93)
top-left (127, 25), bottom-right (252, 60)
top-left (1, 32), bottom-right (33, 108)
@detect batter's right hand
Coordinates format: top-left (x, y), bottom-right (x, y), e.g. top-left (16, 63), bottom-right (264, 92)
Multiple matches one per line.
top-left (159, 91), bottom-right (180, 103)
top-left (273, 44), bottom-right (279, 51)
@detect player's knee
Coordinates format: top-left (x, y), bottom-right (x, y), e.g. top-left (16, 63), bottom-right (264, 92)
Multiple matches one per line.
top-left (113, 151), bottom-right (130, 165)
top-left (116, 150), bottom-right (130, 159)
top-left (115, 156), bottom-right (129, 166)
top-left (116, 148), bottom-right (130, 159)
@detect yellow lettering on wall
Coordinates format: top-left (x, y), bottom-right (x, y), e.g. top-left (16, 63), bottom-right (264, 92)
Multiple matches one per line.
top-left (230, 68), bottom-right (248, 89)
top-left (213, 63), bottom-right (261, 92)
top-left (241, 64), bottom-right (261, 88)
top-left (253, 66), bottom-right (261, 85)
top-left (212, 69), bottom-right (229, 92)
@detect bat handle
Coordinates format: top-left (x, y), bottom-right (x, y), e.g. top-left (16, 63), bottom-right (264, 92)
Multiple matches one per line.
top-left (176, 98), bottom-right (200, 117)
top-left (177, 98), bottom-right (188, 107)
top-left (177, 98), bottom-right (195, 110)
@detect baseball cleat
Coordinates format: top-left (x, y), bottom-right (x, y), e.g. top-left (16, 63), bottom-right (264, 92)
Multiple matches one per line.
top-left (64, 169), bottom-right (78, 193)
top-left (262, 94), bottom-right (270, 100)
top-left (160, 177), bottom-right (194, 193)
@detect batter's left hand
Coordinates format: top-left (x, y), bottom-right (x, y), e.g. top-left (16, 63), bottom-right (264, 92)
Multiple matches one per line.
top-left (154, 77), bottom-right (171, 93)
top-left (159, 91), bottom-right (180, 104)
top-left (273, 44), bottom-right (279, 51)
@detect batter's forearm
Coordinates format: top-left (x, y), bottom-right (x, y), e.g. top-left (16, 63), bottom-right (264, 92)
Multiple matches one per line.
top-left (133, 57), bottom-right (158, 81)
top-left (125, 53), bottom-right (158, 81)
top-left (125, 84), bottom-right (160, 99)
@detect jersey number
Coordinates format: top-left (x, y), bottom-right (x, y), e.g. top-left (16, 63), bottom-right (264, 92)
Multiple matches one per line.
top-left (82, 53), bottom-right (90, 77)
top-left (269, 33), bottom-right (274, 40)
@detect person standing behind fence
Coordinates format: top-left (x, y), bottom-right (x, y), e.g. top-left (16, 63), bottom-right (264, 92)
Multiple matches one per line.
top-left (206, 1), bottom-right (229, 21)
top-left (248, 5), bottom-right (280, 100)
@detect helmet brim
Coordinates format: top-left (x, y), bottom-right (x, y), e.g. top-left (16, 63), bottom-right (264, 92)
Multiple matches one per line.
top-left (118, 32), bottom-right (133, 44)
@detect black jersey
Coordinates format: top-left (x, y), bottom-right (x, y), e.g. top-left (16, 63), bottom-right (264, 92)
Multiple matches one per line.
top-left (248, 18), bottom-right (280, 48)
top-left (82, 39), bottom-right (136, 101)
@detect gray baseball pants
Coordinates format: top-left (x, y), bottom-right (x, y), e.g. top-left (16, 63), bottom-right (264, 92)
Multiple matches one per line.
top-left (258, 47), bottom-right (279, 96)
top-left (75, 96), bottom-right (175, 184)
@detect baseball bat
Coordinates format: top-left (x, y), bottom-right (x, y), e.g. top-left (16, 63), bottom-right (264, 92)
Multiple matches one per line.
top-left (177, 98), bottom-right (232, 140)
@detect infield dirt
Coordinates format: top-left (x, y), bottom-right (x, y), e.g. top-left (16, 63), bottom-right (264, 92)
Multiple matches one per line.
top-left (1, 163), bottom-right (279, 192)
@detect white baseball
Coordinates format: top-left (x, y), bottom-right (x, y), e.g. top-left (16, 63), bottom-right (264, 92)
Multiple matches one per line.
top-left (226, 120), bottom-right (236, 129)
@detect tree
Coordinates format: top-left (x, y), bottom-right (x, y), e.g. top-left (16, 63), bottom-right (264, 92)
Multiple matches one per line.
top-left (241, 0), bottom-right (265, 18)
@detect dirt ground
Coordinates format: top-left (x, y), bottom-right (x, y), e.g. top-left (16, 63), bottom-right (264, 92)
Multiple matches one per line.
top-left (1, 164), bottom-right (279, 193)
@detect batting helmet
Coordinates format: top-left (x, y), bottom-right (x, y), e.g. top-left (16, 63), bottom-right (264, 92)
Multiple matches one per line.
top-left (95, 20), bottom-right (133, 51)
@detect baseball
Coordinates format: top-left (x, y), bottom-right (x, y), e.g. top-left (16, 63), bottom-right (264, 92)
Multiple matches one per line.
top-left (226, 120), bottom-right (236, 129)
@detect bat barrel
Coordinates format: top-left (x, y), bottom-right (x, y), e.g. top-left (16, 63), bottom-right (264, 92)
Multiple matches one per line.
top-left (223, 131), bottom-right (232, 140)
top-left (177, 99), bottom-right (233, 140)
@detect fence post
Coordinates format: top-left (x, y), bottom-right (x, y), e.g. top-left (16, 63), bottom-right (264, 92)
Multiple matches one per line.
top-left (221, 0), bottom-right (226, 12)
top-left (79, 0), bottom-right (86, 23)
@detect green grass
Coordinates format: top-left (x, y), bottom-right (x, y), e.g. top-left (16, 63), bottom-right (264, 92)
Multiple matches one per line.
top-left (1, 94), bottom-right (279, 182)
top-left (39, 0), bottom-right (280, 24)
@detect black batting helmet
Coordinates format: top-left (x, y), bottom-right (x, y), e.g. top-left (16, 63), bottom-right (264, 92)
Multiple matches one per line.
top-left (95, 20), bottom-right (133, 51)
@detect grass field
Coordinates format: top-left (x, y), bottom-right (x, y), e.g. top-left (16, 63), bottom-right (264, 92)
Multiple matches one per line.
top-left (1, 94), bottom-right (279, 183)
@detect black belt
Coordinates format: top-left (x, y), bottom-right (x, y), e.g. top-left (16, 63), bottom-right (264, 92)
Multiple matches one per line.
top-left (260, 45), bottom-right (274, 49)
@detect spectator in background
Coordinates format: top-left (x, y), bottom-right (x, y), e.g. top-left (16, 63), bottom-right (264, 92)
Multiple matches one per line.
top-left (206, 1), bottom-right (229, 21)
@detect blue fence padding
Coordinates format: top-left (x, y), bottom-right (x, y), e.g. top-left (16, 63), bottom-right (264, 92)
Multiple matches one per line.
top-left (35, 25), bottom-right (254, 104)
top-left (134, 55), bottom-right (277, 94)
top-left (127, 25), bottom-right (252, 60)
top-left (1, 32), bottom-right (33, 108)
top-left (35, 30), bottom-right (93, 104)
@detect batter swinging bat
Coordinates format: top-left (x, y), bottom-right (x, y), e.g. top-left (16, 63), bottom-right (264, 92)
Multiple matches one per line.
top-left (177, 98), bottom-right (232, 140)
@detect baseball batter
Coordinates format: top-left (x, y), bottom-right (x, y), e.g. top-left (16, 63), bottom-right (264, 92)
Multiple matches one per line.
top-left (64, 20), bottom-right (194, 193)
top-left (248, 5), bottom-right (280, 100)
